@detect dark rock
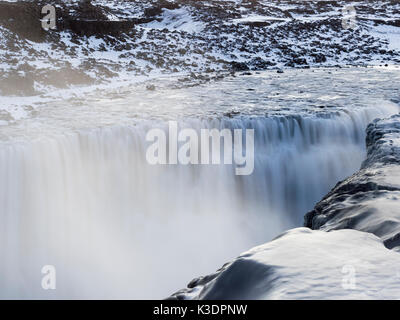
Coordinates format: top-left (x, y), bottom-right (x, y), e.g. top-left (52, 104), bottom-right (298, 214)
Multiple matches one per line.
top-left (0, 1), bottom-right (46, 42)
top-left (311, 53), bottom-right (327, 63)
top-left (230, 61), bottom-right (250, 71)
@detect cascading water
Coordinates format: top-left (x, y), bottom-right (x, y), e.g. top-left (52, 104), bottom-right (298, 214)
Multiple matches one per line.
top-left (1, 68), bottom-right (400, 299)
top-left (1, 104), bottom-right (399, 299)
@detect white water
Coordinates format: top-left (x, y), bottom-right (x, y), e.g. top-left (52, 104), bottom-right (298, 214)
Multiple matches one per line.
top-left (0, 68), bottom-right (399, 299)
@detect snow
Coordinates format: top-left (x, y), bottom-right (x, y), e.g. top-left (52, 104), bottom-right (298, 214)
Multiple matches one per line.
top-left (370, 24), bottom-right (400, 51)
top-left (143, 8), bottom-right (204, 33)
top-left (232, 15), bottom-right (291, 24)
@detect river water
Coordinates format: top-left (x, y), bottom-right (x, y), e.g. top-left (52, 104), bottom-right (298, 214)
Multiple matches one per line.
top-left (0, 67), bottom-right (399, 298)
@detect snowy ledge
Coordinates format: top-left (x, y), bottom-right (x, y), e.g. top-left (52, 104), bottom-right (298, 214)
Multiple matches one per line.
top-left (169, 113), bottom-right (400, 300)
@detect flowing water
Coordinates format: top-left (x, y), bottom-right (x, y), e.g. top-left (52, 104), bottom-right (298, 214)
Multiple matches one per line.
top-left (0, 67), bottom-right (400, 299)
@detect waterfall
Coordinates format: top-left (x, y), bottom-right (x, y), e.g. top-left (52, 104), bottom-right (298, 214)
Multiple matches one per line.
top-left (0, 103), bottom-right (398, 299)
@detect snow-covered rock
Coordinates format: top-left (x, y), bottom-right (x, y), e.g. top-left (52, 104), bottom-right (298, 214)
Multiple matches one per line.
top-left (305, 114), bottom-right (400, 250)
top-left (169, 228), bottom-right (400, 299)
